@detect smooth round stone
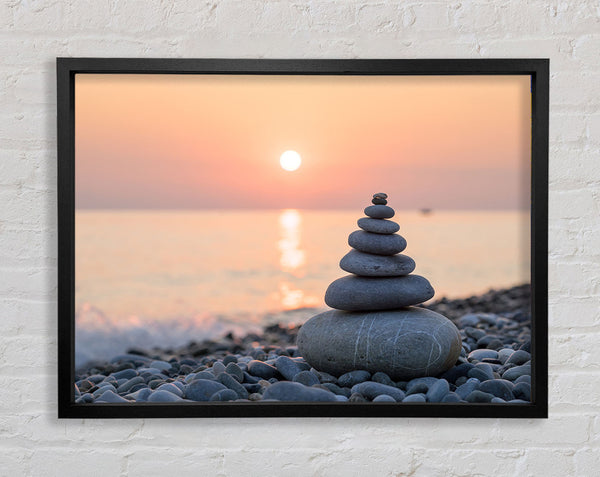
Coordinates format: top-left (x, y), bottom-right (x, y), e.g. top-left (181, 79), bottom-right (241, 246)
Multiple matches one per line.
top-left (372, 198), bottom-right (387, 205)
top-left (351, 382), bottom-right (405, 402)
top-left (373, 192), bottom-right (388, 199)
top-left (502, 364), bottom-right (531, 381)
top-left (297, 307), bottom-right (462, 380)
top-left (373, 394), bottom-right (396, 402)
top-left (148, 390), bottom-right (182, 402)
top-left (506, 350), bottom-right (531, 366)
top-left (274, 356), bottom-right (301, 381)
top-left (468, 349), bottom-right (499, 362)
top-left (185, 379), bottom-right (227, 401)
top-left (371, 372), bottom-right (395, 387)
top-left (322, 383), bottom-right (351, 397)
top-left (216, 373), bottom-right (249, 399)
top-left (209, 389), bottom-right (238, 401)
top-left (513, 382), bottom-right (531, 401)
top-left (455, 378), bottom-right (480, 400)
top-left (466, 390), bottom-right (495, 403)
top-left (406, 382), bottom-right (429, 395)
top-left (365, 204), bottom-right (395, 219)
top-left (337, 370), bottom-right (371, 388)
top-left (324, 275), bottom-right (435, 311)
top-left (155, 383), bottom-right (183, 397)
top-left (479, 379), bottom-right (515, 401)
top-left (95, 390), bottom-right (129, 403)
top-left (340, 250), bottom-right (415, 277)
top-left (262, 381), bottom-right (337, 402)
top-left (357, 217), bottom-right (399, 234)
top-left (441, 392), bottom-right (461, 403)
top-left (293, 371), bottom-right (320, 387)
top-left (348, 230), bottom-right (406, 255)
top-left (426, 379), bottom-right (450, 403)
top-left (403, 393), bottom-right (426, 403)
top-left (247, 360), bottom-right (279, 380)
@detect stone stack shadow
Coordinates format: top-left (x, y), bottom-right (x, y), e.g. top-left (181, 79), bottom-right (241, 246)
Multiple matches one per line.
top-left (297, 193), bottom-right (462, 381)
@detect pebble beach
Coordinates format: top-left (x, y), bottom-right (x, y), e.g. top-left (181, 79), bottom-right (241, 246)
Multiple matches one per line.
top-left (74, 284), bottom-right (532, 405)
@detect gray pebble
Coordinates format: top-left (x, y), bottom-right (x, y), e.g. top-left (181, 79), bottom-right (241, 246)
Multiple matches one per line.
top-left (371, 372), bottom-right (396, 387)
top-left (225, 363), bottom-right (244, 382)
top-left (95, 390), bottom-right (130, 403)
top-left (373, 394), bottom-right (396, 403)
top-left (117, 376), bottom-right (145, 394)
top-left (126, 388), bottom-right (152, 402)
top-left (247, 360), bottom-right (279, 380)
top-left (262, 381), bottom-right (337, 402)
top-left (339, 250), bottom-right (415, 277)
top-left (111, 369), bottom-right (138, 380)
top-left (156, 383), bottom-right (183, 397)
top-left (216, 373), bottom-right (249, 399)
top-left (223, 355), bottom-right (238, 365)
top-left (364, 204), bottom-right (395, 219)
top-left (468, 349), bottom-right (499, 362)
top-left (456, 378), bottom-right (480, 399)
top-left (324, 276), bottom-right (435, 311)
top-left (76, 393), bottom-right (93, 404)
top-left (337, 370), bottom-right (371, 388)
top-left (348, 230), bottom-right (407, 255)
top-left (465, 390), bottom-right (495, 403)
top-left (441, 392), bottom-right (461, 403)
top-left (349, 393), bottom-right (368, 403)
top-left (335, 395), bottom-right (349, 402)
top-left (274, 356), bottom-right (301, 381)
top-left (491, 397), bottom-right (506, 403)
top-left (293, 371), bottom-right (320, 387)
top-left (211, 362), bottom-right (226, 376)
top-left (93, 385), bottom-right (116, 398)
top-left (357, 217), bottom-right (399, 234)
top-left (406, 382), bottom-right (429, 395)
top-left (506, 350), bottom-right (531, 366)
top-left (148, 390), bottom-right (182, 402)
top-left (321, 383), bottom-right (351, 397)
top-left (351, 382), bottom-right (405, 402)
top-left (150, 360), bottom-right (172, 371)
top-left (478, 379), bottom-right (514, 401)
top-left (403, 393), bottom-right (426, 403)
top-left (513, 382), bottom-right (531, 401)
top-left (468, 366), bottom-right (493, 382)
top-left (426, 379), bottom-right (450, 403)
top-left (209, 389), bottom-right (239, 401)
top-left (192, 371), bottom-right (216, 381)
top-left (515, 374), bottom-right (531, 385)
top-left (502, 364), bottom-right (531, 381)
top-left (185, 379), bottom-right (227, 401)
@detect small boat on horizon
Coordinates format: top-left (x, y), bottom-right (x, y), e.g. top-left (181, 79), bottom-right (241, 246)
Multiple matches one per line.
top-left (419, 208), bottom-right (433, 215)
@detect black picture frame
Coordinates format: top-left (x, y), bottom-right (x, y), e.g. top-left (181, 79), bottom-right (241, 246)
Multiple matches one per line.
top-left (57, 58), bottom-right (548, 419)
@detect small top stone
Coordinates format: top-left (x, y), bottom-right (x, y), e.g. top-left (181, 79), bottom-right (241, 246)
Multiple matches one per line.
top-left (372, 192), bottom-right (388, 205)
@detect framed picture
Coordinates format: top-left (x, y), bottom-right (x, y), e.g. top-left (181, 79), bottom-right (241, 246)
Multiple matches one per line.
top-left (57, 58), bottom-right (548, 418)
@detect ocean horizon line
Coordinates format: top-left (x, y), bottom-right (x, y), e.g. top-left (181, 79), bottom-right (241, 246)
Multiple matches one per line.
top-left (75, 207), bottom-right (530, 213)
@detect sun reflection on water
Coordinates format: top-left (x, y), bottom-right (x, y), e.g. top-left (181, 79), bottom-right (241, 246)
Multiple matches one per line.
top-left (276, 209), bottom-right (320, 310)
top-left (277, 209), bottom-right (306, 273)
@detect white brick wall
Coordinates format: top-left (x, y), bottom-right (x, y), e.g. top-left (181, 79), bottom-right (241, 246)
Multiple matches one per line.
top-left (1, 1), bottom-right (598, 475)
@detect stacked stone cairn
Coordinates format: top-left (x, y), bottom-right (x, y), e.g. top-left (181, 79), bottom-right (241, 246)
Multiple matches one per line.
top-left (297, 193), bottom-right (462, 380)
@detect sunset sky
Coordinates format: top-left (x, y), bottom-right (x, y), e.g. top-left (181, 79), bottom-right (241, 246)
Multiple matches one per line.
top-left (75, 74), bottom-right (531, 210)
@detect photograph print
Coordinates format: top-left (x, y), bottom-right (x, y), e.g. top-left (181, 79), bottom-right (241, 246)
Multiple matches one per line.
top-left (61, 59), bottom-right (546, 417)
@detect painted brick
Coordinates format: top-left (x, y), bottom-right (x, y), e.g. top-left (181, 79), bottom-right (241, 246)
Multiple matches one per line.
top-left (0, 0), bottom-right (599, 475)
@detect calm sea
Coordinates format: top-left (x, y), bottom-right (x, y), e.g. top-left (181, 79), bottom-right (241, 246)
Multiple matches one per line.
top-left (75, 209), bottom-right (530, 364)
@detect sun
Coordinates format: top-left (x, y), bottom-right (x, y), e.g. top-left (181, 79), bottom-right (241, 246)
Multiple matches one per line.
top-left (280, 150), bottom-right (302, 172)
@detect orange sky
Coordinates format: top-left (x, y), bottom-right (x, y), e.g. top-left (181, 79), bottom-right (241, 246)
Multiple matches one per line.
top-left (75, 74), bottom-right (531, 210)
